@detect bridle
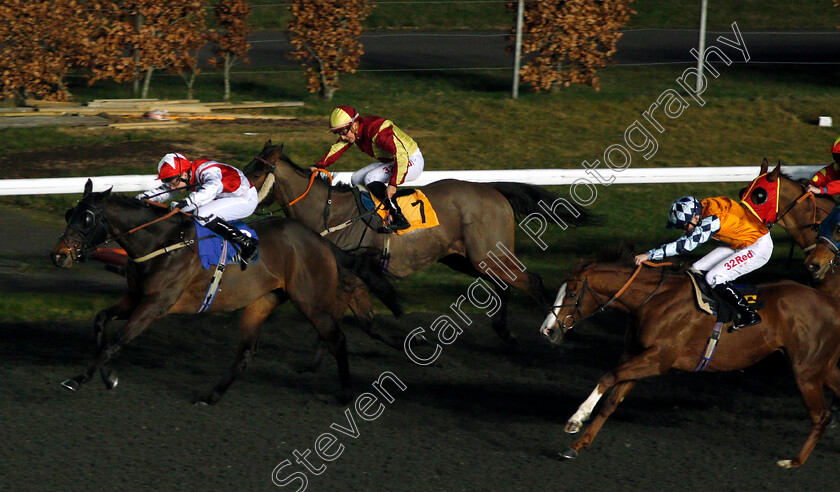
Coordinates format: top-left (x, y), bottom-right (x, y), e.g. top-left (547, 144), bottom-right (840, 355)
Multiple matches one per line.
top-left (59, 200), bottom-right (111, 262)
top-left (59, 196), bottom-right (188, 264)
top-left (548, 261), bottom-right (672, 334)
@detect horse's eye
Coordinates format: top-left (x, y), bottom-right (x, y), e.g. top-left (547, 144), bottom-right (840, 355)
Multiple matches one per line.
top-left (568, 293), bottom-right (576, 299)
top-left (750, 187), bottom-right (768, 205)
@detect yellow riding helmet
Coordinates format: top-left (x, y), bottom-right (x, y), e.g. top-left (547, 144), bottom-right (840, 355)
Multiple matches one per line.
top-left (329, 106), bottom-right (359, 132)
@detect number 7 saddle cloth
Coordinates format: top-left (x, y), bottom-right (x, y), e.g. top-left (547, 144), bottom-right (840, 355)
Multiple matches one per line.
top-left (353, 186), bottom-right (440, 235)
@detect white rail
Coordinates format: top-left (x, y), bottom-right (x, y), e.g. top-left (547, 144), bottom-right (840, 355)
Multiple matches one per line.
top-left (0, 166), bottom-right (825, 196)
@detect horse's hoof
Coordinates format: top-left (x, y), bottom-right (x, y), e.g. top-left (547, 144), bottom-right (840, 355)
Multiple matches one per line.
top-left (194, 399), bottom-right (211, 407)
top-left (776, 459), bottom-right (799, 468)
top-left (559, 448), bottom-right (578, 460)
top-left (564, 420), bottom-right (582, 434)
top-left (101, 370), bottom-right (118, 390)
top-left (61, 378), bottom-right (80, 392)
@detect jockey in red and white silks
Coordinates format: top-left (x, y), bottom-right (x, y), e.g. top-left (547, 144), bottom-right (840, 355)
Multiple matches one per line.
top-left (138, 155), bottom-right (258, 226)
top-left (137, 153), bottom-right (259, 267)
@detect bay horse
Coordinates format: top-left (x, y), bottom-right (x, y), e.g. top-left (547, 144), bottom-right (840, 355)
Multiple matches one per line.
top-left (539, 250), bottom-right (840, 468)
top-left (243, 140), bottom-right (596, 346)
top-left (803, 206), bottom-right (840, 283)
top-left (50, 180), bottom-right (403, 404)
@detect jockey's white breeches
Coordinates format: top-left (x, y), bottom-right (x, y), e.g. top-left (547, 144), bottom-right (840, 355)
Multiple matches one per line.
top-left (693, 233), bottom-right (773, 287)
top-left (350, 148), bottom-right (424, 187)
top-left (192, 187), bottom-right (258, 225)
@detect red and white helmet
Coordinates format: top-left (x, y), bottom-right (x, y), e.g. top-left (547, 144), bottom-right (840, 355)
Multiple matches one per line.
top-left (329, 106), bottom-right (359, 132)
top-left (156, 153), bottom-right (191, 181)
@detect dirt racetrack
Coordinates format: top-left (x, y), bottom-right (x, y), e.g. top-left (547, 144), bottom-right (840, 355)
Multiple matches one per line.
top-left (1, 210), bottom-right (839, 491)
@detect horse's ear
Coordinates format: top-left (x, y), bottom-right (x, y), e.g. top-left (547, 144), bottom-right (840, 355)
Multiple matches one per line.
top-left (279, 142), bottom-right (284, 153)
top-left (760, 157), bottom-right (768, 175)
top-left (104, 186), bottom-right (112, 196)
top-left (262, 139), bottom-right (272, 151)
top-left (83, 179), bottom-right (93, 196)
top-left (767, 161), bottom-right (782, 182)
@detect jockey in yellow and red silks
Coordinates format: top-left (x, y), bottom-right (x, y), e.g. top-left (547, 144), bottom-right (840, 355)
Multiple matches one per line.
top-left (311, 106), bottom-right (424, 231)
top-left (807, 136), bottom-right (840, 195)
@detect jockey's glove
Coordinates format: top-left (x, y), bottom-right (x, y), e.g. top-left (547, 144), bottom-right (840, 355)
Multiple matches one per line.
top-left (170, 200), bottom-right (189, 212)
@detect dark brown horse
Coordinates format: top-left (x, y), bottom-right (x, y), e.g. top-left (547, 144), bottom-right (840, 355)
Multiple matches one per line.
top-left (244, 141), bottom-right (596, 346)
top-left (50, 180), bottom-right (403, 404)
top-left (539, 252), bottom-right (840, 468)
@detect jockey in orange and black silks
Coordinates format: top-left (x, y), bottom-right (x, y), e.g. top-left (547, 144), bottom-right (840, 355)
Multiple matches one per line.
top-left (634, 196), bottom-right (772, 330)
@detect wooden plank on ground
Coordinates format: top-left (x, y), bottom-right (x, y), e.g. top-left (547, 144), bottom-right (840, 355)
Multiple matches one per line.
top-left (106, 121), bottom-right (189, 129)
top-left (200, 113), bottom-right (296, 120)
top-left (209, 101), bottom-right (304, 110)
top-left (24, 100), bottom-right (80, 108)
top-left (90, 98), bottom-right (159, 104)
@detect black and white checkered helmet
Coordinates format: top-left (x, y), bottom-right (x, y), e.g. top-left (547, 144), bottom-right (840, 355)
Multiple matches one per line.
top-left (667, 196), bottom-right (702, 229)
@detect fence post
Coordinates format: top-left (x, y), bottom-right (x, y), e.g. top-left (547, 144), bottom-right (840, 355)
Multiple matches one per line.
top-left (512, 0), bottom-right (524, 99)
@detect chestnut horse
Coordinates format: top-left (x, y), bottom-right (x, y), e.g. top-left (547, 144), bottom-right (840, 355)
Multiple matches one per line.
top-left (539, 252), bottom-right (840, 468)
top-left (742, 159), bottom-right (840, 294)
top-left (244, 141), bottom-right (596, 346)
top-left (50, 181), bottom-right (402, 404)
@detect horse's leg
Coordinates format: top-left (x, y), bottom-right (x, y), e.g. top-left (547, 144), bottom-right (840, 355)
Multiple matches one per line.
top-left (560, 381), bottom-right (636, 460)
top-left (198, 293), bottom-right (282, 405)
top-left (303, 308), bottom-right (351, 392)
top-left (438, 254), bottom-right (517, 347)
top-left (93, 295), bottom-right (136, 390)
top-left (62, 295), bottom-right (172, 391)
top-left (348, 285), bottom-right (404, 351)
top-left (562, 347), bottom-right (672, 459)
top-left (777, 375), bottom-right (832, 468)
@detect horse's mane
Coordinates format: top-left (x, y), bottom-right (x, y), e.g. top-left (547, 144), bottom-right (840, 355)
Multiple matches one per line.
top-left (593, 243), bottom-right (637, 267)
top-left (273, 146), bottom-right (355, 193)
top-left (107, 193), bottom-right (173, 217)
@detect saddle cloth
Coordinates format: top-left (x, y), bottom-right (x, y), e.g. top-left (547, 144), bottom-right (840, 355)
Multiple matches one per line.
top-left (686, 269), bottom-right (764, 324)
top-left (195, 220), bottom-right (258, 269)
top-left (355, 187), bottom-right (440, 235)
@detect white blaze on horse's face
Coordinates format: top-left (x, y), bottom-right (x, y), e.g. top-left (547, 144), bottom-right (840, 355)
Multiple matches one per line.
top-left (540, 283), bottom-right (567, 337)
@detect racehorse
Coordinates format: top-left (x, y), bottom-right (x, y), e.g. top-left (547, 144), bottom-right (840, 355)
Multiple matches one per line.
top-left (50, 180), bottom-right (403, 404)
top-left (741, 159), bottom-right (840, 295)
top-left (243, 140), bottom-right (596, 346)
top-left (539, 248), bottom-right (840, 468)
top-left (803, 206), bottom-right (840, 283)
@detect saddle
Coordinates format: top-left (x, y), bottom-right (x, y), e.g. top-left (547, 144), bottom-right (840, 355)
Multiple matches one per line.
top-left (195, 220), bottom-right (259, 269)
top-left (686, 269), bottom-right (764, 324)
top-left (350, 186), bottom-right (439, 235)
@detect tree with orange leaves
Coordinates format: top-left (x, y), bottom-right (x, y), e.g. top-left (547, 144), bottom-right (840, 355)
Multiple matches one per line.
top-left (510, 0), bottom-right (634, 92)
top-left (287, 0), bottom-right (373, 100)
top-left (0, 0), bottom-right (99, 101)
top-left (209, 0), bottom-right (251, 101)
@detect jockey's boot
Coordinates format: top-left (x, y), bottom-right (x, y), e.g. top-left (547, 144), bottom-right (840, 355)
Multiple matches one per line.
top-left (205, 217), bottom-right (259, 270)
top-left (367, 182), bottom-right (410, 232)
top-left (712, 282), bottom-right (761, 330)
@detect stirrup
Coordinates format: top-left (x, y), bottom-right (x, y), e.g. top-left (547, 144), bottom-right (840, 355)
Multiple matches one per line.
top-left (731, 312), bottom-right (761, 331)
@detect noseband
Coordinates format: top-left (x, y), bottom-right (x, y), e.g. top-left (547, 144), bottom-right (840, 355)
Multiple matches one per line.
top-left (550, 261), bottom-right (673, 332)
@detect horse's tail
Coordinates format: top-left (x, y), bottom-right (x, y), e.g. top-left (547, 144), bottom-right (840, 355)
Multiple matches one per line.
top-left (328, 244), bottom-right (404, 317)
top-left (489, 182), bottom-right (600, 227)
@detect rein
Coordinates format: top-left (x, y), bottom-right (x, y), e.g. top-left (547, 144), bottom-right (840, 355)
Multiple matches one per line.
top-left (590, 260), bottom-right (673, 316)
top-left (288, 168), bottom-right (333, 206)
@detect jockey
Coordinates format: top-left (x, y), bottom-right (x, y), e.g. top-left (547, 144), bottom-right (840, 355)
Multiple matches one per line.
top-left (634, 195), bottom-right (773, 329)
top-left (136, 153), bottom-right (259, 268)
top-left (806, 135), bottom-right (840, 195)
top-left (310, 105), bottom-right (424, 231)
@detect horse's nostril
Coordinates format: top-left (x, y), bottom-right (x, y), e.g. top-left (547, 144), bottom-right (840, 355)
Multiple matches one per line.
top-left (806, 263), bottom-right (818, 272)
